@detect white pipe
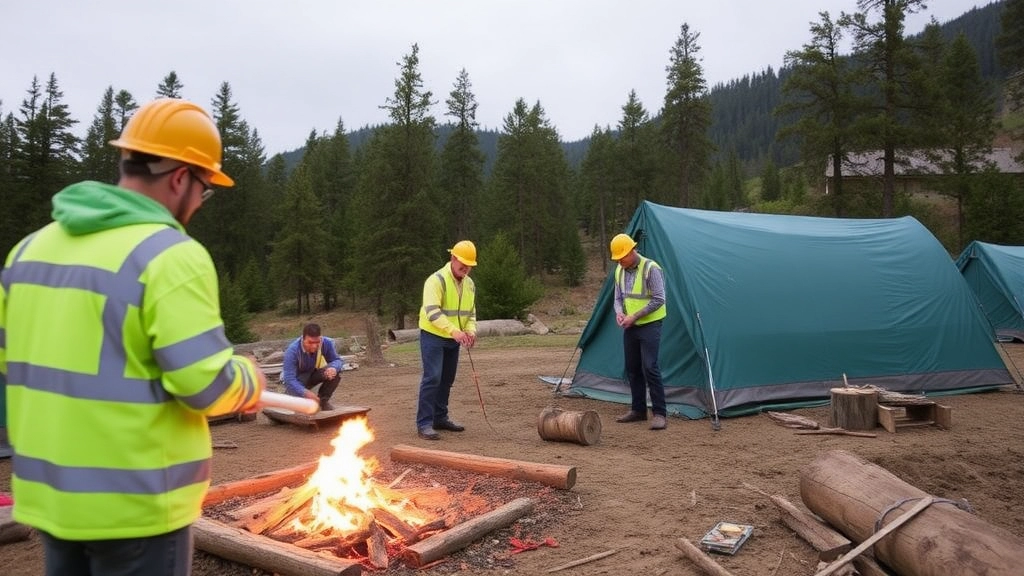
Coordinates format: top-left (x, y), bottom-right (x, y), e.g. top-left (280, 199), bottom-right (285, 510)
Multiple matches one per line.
top-left (259, 391), bottom-right (320, 414)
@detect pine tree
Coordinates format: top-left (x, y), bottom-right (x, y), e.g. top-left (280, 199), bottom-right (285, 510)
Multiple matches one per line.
top-left (578, 126), bottom-right (616, 272)
top-left (269, 165), bottom-right (333, 314)
top-left (661, 23), bottom-right (714, 207)
top-left (841, 0), bottom-right (928, 217)
top-left (778, 11), bottom-right (868, 217)
top-left (472, 231), bottom-right (543, 320)
top-left (219, 273), bottom-right (257, 344)
top-left (155, 71), bottom-right (184, 99)
top-left (112, 90), bottom-right (138, 132)
top-left (440, 68), bottom-right (485, 243)
top-left (616, 90), bottom-right (656, 220)
top-left (928, 33), bottom-right (997, 251)
top-left (79, 86), bottom-right (120, 183)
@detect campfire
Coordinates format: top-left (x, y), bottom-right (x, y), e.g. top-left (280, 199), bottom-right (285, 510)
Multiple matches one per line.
top-left (197, 418), bottom-right (577, 575)
top-left (227, 417), bottom-right (448, 567)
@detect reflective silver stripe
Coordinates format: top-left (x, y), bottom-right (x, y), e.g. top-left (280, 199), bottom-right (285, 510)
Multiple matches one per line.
top-left (621, 259), bottom-right (652, 299)
top-left (423, 305), bottom-right (441, 312)
top-left (427, 310), bottom-right (444, 321)
top-left (4, 262), bottom-right (143, 305)
top-left (13, 453), bottom-right (210, 495)
top-left (179, 361), bottom-right (237, 411)
top-left (6, 362), bottom-right (170, 403)
top-left (154, 326), bottom-right (230, 372)
top-left (0, 326), bottom-right (5, 348)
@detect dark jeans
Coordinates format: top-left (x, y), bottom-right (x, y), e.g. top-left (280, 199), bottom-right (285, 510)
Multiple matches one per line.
top-left (416, 330), bottom-right (460, 429)
top-left (297, 367), bottom-right (341, 403)
top-left (623, 319), bottom-right (666, 416)
top-left (41, 525), bottom-right (193, 576)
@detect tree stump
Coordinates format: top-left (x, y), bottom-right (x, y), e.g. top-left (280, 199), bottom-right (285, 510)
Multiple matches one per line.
top-left (828, 388), bottom-right (878, 430)
top-left (363, 315), bottom-right (386, 366)
top-left (537, 407), bottom-right (602, 445)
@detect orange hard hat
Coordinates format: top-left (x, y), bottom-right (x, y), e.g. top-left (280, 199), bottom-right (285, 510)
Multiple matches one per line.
top-left (110, 98), bottom-right (234, 186)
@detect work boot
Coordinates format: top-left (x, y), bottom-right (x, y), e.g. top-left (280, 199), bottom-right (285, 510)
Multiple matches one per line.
top-left (650, 415), bottom-right (667, 430)
top-left (615, 410), bottom-right (647, 423)
top-left (417, 427), bottom-right (440, 440)
top-left (319, 400), bottom-right (336, 412)
top-left (434, 419), bottom-right (465, 432)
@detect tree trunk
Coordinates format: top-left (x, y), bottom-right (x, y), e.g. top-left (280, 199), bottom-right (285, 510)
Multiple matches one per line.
top-left (390, 444), bottom-right (576, 489)
top-left (800, 450), bottom-right (1024, 576)
top-left (828, 388), bottom-right (877, 430)
top-left (362, 315), bottom-right (385, 365)
top-left (193, 517), bottom-right (360, 576)
top-left (401, 497), bottom-right (534, 567)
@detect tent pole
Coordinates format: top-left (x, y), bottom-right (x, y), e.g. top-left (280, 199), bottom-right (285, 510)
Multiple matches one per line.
top-left (696, 312), bottom-right (721, 431)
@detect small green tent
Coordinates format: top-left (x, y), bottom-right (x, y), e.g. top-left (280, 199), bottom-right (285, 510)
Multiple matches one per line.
top-left (571, 202), bottom-right (1010, 419)
top-left (956, 241), bottom-right (1024, 342)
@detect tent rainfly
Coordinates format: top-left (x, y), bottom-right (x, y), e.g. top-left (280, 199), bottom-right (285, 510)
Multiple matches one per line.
top-left (571, 201), bottom-right (1011, 419)
top-left (956, 240), bottom-right (1024, 342)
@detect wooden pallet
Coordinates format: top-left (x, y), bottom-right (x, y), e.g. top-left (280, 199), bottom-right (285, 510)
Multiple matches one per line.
top-left (877, 402), bottom-right (951, 433)
top-left (262, 405), bottom-right (371, 430)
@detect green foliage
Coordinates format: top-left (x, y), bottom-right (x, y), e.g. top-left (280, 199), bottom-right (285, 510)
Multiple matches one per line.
top-left (760, 160), bottom-right (782, 202)
top-left (440, 68), bottom-right (485, 243)
top-left (561, 228), bottom-right (587, 287)
top-left (237, 256), bottom-right (273, 312)
top-left (473, 232), bottom-right (543, 320)
top-left (219, 274), bottom-right (257, 344)
top-left (965, 169), bottom-right (1024, 245)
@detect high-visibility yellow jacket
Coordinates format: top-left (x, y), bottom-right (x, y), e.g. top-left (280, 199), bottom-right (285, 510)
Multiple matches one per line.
top-left (0, 181), bottom-right (261, 540)
top-left (615, 256), bottom-right (667, 325)
top-left (418, 263), bottom-right (476, 339)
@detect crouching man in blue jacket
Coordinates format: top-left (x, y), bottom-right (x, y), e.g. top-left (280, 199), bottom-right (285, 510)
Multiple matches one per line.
top-left (282, 323), bottom-right (343, 411)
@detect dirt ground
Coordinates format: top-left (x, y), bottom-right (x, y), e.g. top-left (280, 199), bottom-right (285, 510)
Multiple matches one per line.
top-left (3, 340), bottom-right (1024, 575)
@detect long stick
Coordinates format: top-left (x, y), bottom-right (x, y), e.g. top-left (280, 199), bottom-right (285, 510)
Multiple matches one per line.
top-left (545, 549), bottom-right (618, 573)
top-left (696, 311), bottom-right (721, 431)
top-left (813, 496), bottom-right (934, 576)
top-left (465, 347), bottom-right (496, 432)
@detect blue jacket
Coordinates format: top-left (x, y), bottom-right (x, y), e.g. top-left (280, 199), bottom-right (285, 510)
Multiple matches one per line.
top-left (281, 336), bottom-right (343, 396)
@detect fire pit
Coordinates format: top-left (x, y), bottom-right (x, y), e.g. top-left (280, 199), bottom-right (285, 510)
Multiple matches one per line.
top-left (198, 416), bottom-right (576, 575)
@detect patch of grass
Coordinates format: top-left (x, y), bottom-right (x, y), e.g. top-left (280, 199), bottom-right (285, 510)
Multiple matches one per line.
top-left (383, 333), bottom-right (580, 364)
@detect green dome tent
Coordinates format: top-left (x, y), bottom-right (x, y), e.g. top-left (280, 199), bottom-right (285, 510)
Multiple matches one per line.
top-left (956, 241), bottom-right (1024, 342)
top-left (571, 202), bottom-right (1010, 420)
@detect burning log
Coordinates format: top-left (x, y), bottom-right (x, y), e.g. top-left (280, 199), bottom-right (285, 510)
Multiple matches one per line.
top-left (369, 507), bottom-right (419, 543)
top-left (193, 517), bottom-right (361, 576)
top-left (402, 497), bottom-right (535, 568)
top-left (226, 486), bottom-right (297, 522)
top-left (390, 444), bottom-right (577, 489)
top-left (244, 483), bottom-right (317, 534)
top-left (366, 520), bottom-right (390, 569)
top-left (204, 461), bottom-right (317, 507)
top-left (801, 450), bottom-right (1024, 576)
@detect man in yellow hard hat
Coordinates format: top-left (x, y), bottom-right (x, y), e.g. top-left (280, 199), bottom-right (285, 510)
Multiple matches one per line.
top-left (0, 98), bottom-right (266, 575)
top-left (415, 240), bottom-right (478, 440)
top-left (609, 233), bottom-right (668, 430)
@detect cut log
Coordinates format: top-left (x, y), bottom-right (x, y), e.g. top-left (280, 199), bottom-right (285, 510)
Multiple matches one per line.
top-left (828, 388), bottom-right (878, 430)
top-left (814, 497), bottom-right (934, 576)
top-left (766, 411), bottom-right (819, 429)
top-left (673, 538), bottom-right (736, 576)
top-left (366, 521), bottom-right (390, 570)
top-left (226, 486), bottom-right (296, 522)
top-left (537, 406), bottom-right (602, 445)
top-left (244, 483), bottom-right (317, 534)
top-left (369, 507), bottom-right (418, 542)
top-left (801, 449), bottom-right (1024, 576)
top-left (769, 494), bottom-right (851, 561)
top-left (204, 461), bottom-right (317, 507)
top-left (193, 517), bottom-right (361, 576)
top-left (0, 507), bottom-right (32, 544)
top-left (390, 444), bottom-right (577, 489)
top-left (401, 497), bottom-right (534, 567)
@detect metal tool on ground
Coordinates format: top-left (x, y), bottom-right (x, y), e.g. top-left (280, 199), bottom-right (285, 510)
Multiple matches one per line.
top-left (465, 347), bottom-right (496, 432)
top-left (259, 391), bottom-right (320, 415)
top-left (551, 347), bottom-right (580, 396)
top-left (696, 311), bottom-right (722, 431)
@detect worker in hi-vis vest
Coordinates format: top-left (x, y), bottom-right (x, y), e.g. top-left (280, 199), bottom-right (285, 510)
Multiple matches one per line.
top-left (609, 233), bottom-right (668, 430)
top-left (415, 240), bottom-right (478, 440)
top-left (0, 98), bottom-right (266, 576)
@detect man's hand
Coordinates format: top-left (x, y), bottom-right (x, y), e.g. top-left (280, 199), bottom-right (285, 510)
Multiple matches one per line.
top-left (324, 367), bottom-right (337, 380)
top-left (616, 312), bottom-right (627, 327)
top-left (465, 331), bottom-right (476, 349)
top-left (304, 390), bottom-right (318, 401)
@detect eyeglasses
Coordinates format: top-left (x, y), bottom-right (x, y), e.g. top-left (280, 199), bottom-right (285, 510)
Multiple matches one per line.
top-left (187, 168), bottom-right (215, 203)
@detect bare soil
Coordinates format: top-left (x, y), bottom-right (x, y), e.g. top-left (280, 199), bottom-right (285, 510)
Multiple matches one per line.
top-left (3, 342), bottom-right (1024, 575)
top-left (4, 250), bottom-right (1024, 575)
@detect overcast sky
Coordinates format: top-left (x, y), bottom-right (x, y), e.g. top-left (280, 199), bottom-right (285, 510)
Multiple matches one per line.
top-left (2, 0), bottom-right (990, 156)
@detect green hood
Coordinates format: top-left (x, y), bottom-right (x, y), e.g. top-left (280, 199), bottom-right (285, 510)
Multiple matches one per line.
top-left (51, 181), bottom-right (184, 236)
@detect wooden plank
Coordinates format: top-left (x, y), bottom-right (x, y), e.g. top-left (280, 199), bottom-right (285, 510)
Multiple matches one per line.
top-left (877, 405), bottom-right (898, 433)
top-left (401, 497), bottom-right (534, 567)
top-left (934, 404), bottom-right (951, 430)
top-left (769, 494), bottom-right (851, 561)
top-left (263, 406), bottom-right (370, 430)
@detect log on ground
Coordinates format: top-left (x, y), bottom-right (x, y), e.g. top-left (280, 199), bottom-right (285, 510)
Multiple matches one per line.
top-left (390, 444), bottom-right (576, 489)
top-left (769, 494), bottom-right (850, 561)
top-left (193, 517), bottom-right (361, 576)
top-left (204, 461), bottom-right (317, 506)
top-left (401, 497), bottom-right (534, 568)
top-left (800, 449), bottom-right (1024, 576)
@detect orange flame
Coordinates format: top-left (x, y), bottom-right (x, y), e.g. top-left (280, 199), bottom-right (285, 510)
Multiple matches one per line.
top-left (294, 416), bottom-right (431, 535)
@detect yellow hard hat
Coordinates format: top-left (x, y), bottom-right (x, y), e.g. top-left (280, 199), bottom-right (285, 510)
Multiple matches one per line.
top-left (609, 233), bottom-right (637, 261)
top-left (448, 240), bottom-right (478, 266)
top-left (109, 98), bottom-right (234, 187)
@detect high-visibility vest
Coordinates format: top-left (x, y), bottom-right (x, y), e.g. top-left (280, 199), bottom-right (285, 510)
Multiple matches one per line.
top-left (615, 256), bottom-right (667, 325)
top-left (1, 222), bottom-right (261, 540)
top-left (419, 264), bottom-right (476, 338)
